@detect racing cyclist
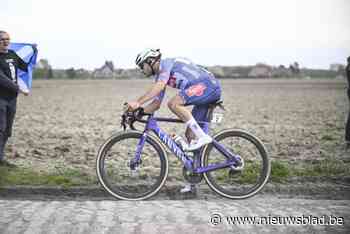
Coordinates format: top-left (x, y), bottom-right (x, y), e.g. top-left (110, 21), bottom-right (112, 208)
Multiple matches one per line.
top-left (127, 48), bottom-right (222, 192)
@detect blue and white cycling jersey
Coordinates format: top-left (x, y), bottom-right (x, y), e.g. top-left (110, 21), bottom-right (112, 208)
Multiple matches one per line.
top-left (154, 57), bottom-right (219, 102)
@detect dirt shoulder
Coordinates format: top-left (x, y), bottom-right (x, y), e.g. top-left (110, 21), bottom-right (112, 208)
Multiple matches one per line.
top-left (1, 181), bottom-right (349, 201)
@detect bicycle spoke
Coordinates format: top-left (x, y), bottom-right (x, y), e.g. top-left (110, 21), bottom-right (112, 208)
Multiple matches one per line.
top-left (203, 129), bottom-right (270, 199)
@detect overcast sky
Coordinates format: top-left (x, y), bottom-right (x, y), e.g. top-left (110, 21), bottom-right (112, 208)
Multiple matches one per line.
top-left (1, 0), bottom-right (350, 69)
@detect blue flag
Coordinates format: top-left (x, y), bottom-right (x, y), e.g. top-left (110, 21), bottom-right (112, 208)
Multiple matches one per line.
top-left (9, 43), bottom-right (38, 92)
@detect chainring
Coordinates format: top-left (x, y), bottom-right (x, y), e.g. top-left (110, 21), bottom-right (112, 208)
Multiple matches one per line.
top-left (182, 166), bottom-right (203, 184)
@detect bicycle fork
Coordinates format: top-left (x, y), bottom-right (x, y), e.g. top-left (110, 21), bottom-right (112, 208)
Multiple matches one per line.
top-left (129, 132), bottom-right (147, 170)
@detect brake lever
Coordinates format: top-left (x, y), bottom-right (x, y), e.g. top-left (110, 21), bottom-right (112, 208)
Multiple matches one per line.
top-left (120, 103), bottom-right (145, 131)
top-left (130, 108), bottom-right (142, 130)
top-left (130, 122), bottom-right (136, 130)
top-left (121, 113), bottom-right (127, 131)
top-left (134, 107), bottom-right (145, 120)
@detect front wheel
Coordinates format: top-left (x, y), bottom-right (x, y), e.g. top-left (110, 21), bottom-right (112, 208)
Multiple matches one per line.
top-left (201, 129), bottom-right (270, 199)
top-left (96, 130), bottom-right (168, 200)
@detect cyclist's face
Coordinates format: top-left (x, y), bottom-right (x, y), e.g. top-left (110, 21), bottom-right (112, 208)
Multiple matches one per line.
top-left (142, 63), bottom-right (153, 77)
top-left (0, 32), bottom-right (10, 52)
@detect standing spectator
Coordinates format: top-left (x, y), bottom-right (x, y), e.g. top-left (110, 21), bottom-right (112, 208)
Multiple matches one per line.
top-left (0, 31), bottom-right (29, 167)
top-left (345, 56), bottom-right (350, 150)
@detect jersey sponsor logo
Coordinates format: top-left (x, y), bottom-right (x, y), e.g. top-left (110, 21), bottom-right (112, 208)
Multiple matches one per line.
top-left (185, 83), bottom-right (207, 97)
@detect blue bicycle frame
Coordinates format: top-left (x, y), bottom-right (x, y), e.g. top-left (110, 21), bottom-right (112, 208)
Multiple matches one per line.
top-left (133, 113), bottom-right (241, 173)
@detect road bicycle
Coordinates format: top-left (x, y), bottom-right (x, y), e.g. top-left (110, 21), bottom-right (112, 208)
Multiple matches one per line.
top-left (96, 101), bottom-right (270, 200)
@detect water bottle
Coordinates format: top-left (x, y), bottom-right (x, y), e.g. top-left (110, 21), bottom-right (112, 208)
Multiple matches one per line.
top-left (172, 134), bottom-right (188, 150)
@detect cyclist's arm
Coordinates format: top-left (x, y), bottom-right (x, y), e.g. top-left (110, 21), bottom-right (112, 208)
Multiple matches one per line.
top-left (143, 99), bottom-right (161, 113)
top-left (137, 80), bottom-right (166, 105)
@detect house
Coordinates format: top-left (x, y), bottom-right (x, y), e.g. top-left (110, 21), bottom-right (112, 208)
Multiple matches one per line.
top-left (93, 61), bottom-right (116, 78)
top-left (248, 63), bottom-right (272, 78)
top-left (329, 64), bottom-right (345, 72)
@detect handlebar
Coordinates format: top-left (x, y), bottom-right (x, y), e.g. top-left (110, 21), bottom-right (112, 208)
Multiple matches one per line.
top-left (121, 103), bottom-right (151, 130)
top-left (120, 100), bottom-right (224, 130)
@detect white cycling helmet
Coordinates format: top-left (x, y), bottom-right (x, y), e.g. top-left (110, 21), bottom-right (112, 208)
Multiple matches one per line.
top-left (135, 48), bottom-right (161, 68)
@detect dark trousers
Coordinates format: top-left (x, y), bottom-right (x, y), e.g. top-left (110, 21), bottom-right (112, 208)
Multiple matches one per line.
top-left (0, 97), bottom-right (17, 161)
top-left (346, 89), bottom-right (350, 142)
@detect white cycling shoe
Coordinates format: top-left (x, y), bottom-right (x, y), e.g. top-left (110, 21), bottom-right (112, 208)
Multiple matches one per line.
top-left (184, 135), bottom-right (212, 151)
top-left (180, 184), bottom-right (197, 193)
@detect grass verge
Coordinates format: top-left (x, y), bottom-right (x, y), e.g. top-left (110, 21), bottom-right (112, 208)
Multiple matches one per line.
top-left (0, 166), bottom-right (97, 188)
top-left (270, 160), bottom-right (349, 183)
top-left (0, 159), bottom-right (349, 187)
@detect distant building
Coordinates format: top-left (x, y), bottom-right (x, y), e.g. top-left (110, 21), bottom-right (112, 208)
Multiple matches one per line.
top-left (248, 63), bottom-right (272, 78)
top-left (329, 63), bottom-right (345, 72)
top-left (115, 68), bottom-right (145, 79)
top-left (76, 68), bottom-right (92, 78)
top-left (93, 61), bottom-right (116, 78)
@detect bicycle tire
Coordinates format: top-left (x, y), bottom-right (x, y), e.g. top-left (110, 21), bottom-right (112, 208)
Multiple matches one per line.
top-left (96, 130), bottom-right (168, 200)
top-left (201, 129), bottom-right (270, 199)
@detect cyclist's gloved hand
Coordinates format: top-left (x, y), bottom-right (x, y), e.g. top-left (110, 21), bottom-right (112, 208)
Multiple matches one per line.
top-left (134, 107), bottom-right (145, 119)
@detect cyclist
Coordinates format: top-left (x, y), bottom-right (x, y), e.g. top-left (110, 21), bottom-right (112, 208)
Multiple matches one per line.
top-left (127, 49), bottom-right (222, 192)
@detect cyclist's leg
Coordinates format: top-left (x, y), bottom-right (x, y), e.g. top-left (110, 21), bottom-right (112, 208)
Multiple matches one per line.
top-left (177, 78), bottom-right (221, 192)
top-left (185, 105), bottom-right (209, 143)
top-left (185, 127), bottom-right (195, 144)
top-left (167, 96), bottom-right (199, 193)
top-left (168, 94), bottom-right (210, 151)
top-left (179, 78), bottom-right (221, 151)
top-left (167, 95), bottom-right (192, 122)
top-left (181, 107), bottom-right (210, 194)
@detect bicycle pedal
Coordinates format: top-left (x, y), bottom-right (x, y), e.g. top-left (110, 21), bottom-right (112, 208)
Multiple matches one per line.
top-left (130, 169), bottom-right (140, 177)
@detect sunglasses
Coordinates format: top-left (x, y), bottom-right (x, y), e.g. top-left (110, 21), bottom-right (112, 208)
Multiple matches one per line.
top-left (0, 38), bottom-right (10, 41)
top-left (138, 62), bottom-right (145, 70)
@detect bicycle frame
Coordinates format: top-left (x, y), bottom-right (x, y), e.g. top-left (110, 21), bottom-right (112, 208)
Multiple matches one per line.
top-left (134, 114), bottom-right (241, 173)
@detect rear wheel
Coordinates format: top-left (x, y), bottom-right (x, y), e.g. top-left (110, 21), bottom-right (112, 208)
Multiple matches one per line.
top-left (96, 131), bottom-right (168, 200)
top-left (202, 129), bottom-right (270, 199)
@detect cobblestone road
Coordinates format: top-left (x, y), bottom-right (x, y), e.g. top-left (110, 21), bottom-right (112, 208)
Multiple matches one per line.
top-left (0, 197), bottom-right (349, 233)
